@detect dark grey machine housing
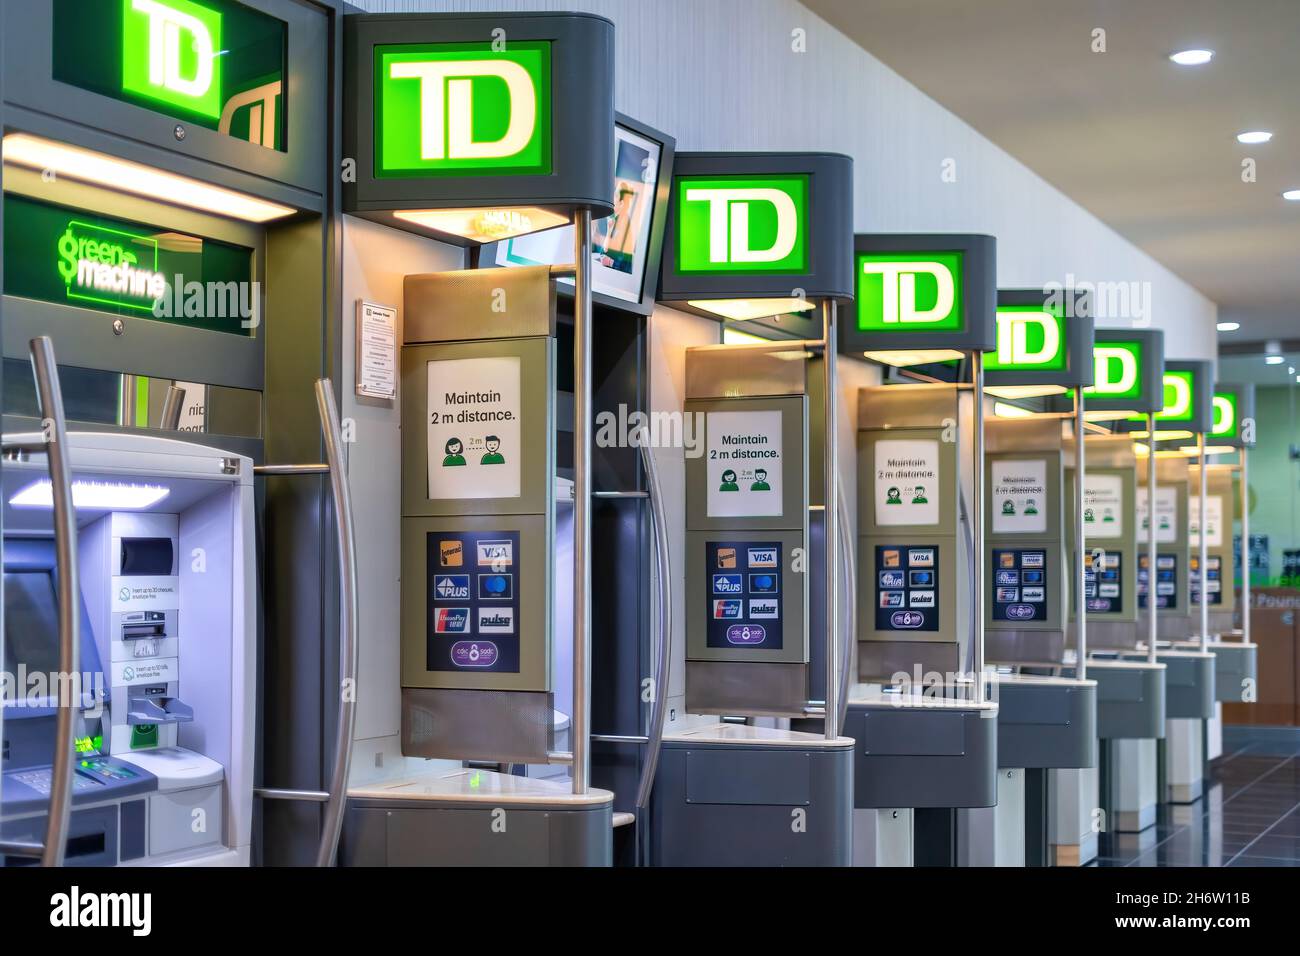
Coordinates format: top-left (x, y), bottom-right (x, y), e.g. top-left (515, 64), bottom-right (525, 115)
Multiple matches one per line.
top-left (996, 679), bottom-right (1097, 769)
top-left (839, 233), bottom-right (997, 355)
top-left (1117, 358), bottom-right (1214, 437)
top-left (1087, 660), bottom-right (1167, 739)
top-left (343, 11), bottom-right (616, 241)
top-left (988, 289), bottom-right (1094, 389)
top-left (658, 151), bottom-right (855, 318)
top-left (1057, 328), bottom-right (1165, 417)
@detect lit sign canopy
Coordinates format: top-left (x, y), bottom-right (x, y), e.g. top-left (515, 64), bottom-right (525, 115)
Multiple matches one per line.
top-left (658, 152), bottom-right (852, 322)
top-left (344, 12), bottom-right (615, 245)
top-left (985, 289), bottom-right (1093, 392)
top-left (1049, 328), bottom-right (1164, 419)
top-left (1211, 383), bottom-right (1254, 448)
top-left (840, 234), bottom-right (996, 361)
top-left (1119, 358), bottom-right (1213, 435)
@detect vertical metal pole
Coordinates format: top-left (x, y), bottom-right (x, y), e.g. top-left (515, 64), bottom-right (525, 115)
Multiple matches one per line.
top-left (1240, 449), bottom-right (1250, 644)
top-left (1198, 433), bottom-right (1209, 652)
top-left (1147, 414), bottom-right (1158, 663)
top-left (822, 300), bottom-right (839, 738)
top-left (972, 351), bottom-right (986, 704)
top-left (1074, 393), bottom-right (1087, 681)
top-left (572, 210), bottom-right (593, 794)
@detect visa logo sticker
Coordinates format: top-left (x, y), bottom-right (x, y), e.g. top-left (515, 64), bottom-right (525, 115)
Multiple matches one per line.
top-left (434, 574), bottom-right (470, 601)
top-left (433, 607), bottom-right (470, 634)
top-left (748, 599), bottom-right (779, 619)
top-left (712, 599), bottom-right (742, 619)
top-left (477, 539), bottom-right (513, 567)
top-left (477, 608), bottom-right (515, 634)
top-left (712, 573), bottom-right (744, 595)
top-left (747, 548), bottom-right (778, 568)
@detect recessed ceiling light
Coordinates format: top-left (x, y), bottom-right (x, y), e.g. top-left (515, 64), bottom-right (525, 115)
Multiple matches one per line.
top-left (1284, 189), bottom-right (1300, 201)
top-left (1236, 130), bottom-right (1273, 144)
top-left (1169, 49), bottom-right (1214, 66)
top-left (1265, 355), bottom-right (1284, 365)
top-left (1216, 321), bottom-right (1241, 332)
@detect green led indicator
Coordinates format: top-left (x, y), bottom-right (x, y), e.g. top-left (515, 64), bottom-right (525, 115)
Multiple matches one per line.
top-left (675, 174), bottom-right (810, 274)
top-left (856, 252), bottom-right (964, 332)
top-left (985, 304), bottom-right (1067, 371)
top-left (121, 0), bottom-right (223, 120)
top-left (376, 42), bottom-right (552, 178)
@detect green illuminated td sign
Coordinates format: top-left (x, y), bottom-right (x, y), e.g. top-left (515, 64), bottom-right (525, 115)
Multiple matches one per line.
top-left (856, 253), bottom-right (964, 331)
top-left (122, 0), bottom-right (223, 119)
top-left (985, 305), bottom-right (1066, 370)
top-left (1151, 370), bottom-right (1194, 421)
top-left (376, 42), bottom-right (552, 177)
top-left (1212, 392), bottom-right (1237, 438)
top-left (1085, 342), bottom-right (1142, 398)
top-left (675, 175), bottom-right (809, 273)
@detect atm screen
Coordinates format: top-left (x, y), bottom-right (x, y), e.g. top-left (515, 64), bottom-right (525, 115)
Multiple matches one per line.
top-left (991, 549), bottom-right (1049, 623)
top-left (3, 571), bottom-right (61, 678)
top-left (705, 541), bottom-right (784, 649)
top-left (1138, 554), bottom-right (1179, 610)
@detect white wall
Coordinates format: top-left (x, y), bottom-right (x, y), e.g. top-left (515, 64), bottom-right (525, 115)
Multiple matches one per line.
top-left (359, 0), bottom-right (1218, 358)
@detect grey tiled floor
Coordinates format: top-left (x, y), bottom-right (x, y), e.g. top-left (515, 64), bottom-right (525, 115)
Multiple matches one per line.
top-left (1093, 727), bottom-right (1300, 867)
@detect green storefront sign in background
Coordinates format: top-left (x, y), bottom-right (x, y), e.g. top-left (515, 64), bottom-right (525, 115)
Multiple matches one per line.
top-left (856, 251), bottom-right (964, 332)
top-left (984, 304), bottom-right (1067, 371)
top-left (3, 194), bottom-right (255, 337)
top-left (375, 42), bottom-right (552, 178)
top-left (675, 174), bottom-right (809, 274)
top-left (52, 0), bottom-right (287, 150)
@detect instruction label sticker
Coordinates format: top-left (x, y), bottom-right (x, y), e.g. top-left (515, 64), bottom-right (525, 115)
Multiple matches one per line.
top-left (111, 657), bottom-right (178, 687)
top-left (991, 459), bottom-right (1047, 534)
top-left (874, 439), bottom-right (939, 526)
top-left (426, 356), bottom-right (521, 501)
top-left (705, 410), bottom-right (784, 518)
top-left (356, 301), bottom-right (398, 400)
top-left (1189, 494), bottom-right (1224, 548)
top-left (1082, 474), bottom-right (1124, 539)
top-left (111, 576), bottom-right (179, 611)
top-left (1137, 486), bottom-right (1178, 544)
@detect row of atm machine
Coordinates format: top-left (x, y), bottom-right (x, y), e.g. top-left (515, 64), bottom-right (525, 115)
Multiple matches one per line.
top-left (0, 5), bottom-right (1257, 867)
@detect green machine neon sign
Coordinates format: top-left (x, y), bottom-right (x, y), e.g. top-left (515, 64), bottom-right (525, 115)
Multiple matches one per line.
top-left (57, 220), bottom-right (166, 312)
top-left (122, 0), bottom-right (224, 119)
top-left (376, 42), bottom-right (552, 177)
top-left (984, 304), bottom-right (1066, 371)
top-left (855, 252), bottom-right (964, 332)
top-left (675, 175), bottom-right (809, 274)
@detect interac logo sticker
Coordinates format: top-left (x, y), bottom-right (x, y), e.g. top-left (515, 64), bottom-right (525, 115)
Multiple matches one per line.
top-left (123, 0), bottom-right (224, 119)
top-left (376, 42), bottom-right (552, 177)
top-left (676, 175), bottom-right (809, 274)
top-left (856, 252), bottom-right (964, 331)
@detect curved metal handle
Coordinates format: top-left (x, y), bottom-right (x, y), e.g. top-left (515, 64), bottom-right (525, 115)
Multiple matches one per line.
top-left (29, 337), bottom-right (79, 867)
top-left (313, 379), bottom-right (359, 867)
top-left (634, 434), bottom-right (672, 811)
top-left (835, 479), bottom-right (855, 734)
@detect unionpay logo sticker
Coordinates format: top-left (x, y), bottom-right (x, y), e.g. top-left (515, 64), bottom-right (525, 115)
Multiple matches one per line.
top-left (433, 607), bottom-right (470, 634)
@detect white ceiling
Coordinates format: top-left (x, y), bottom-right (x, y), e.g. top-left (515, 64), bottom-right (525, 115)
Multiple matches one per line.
top-left (804, 0), bottom-right (1300, 347)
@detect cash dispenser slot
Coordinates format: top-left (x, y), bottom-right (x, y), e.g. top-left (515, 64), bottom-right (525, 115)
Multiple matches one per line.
top-left (121, 611), bottom-right (167, 641)
top-left (127, 685), bottom-right (194, 725)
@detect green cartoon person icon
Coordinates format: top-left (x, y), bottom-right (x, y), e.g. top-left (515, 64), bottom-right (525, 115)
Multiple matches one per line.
top-left (1103, 508), bottom-right (1115, 523)
top-left (442, 437), bottom-right (466, 467)
top-left (1159, 515), bottom-right (1170, 530)
top-left (750, 467), bottom-right (771, 492)
top-left (480, 435), bottom-right (505, 465)
top-left (719, 469), bottom-right (739, 492)
top-left (885, 486), bottom-right (902, 505)
top-left (1024, 499), bottom-right (1038, 516)
top-left (1084, 507), bottom-right (1096, 523)
top-left (1002, 499), bottom-right (1015, 515)
top-left (911, 485), bottom-right (928, 504)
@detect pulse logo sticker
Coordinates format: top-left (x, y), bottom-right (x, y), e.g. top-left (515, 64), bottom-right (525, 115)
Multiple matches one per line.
top-left (434, 574), bottom-right (470, 601)
top-left (712, 599), bottom-right (742, 619)
top-left (477, 608), bottom-right (515, 634)
top-left (748, 600), bottom-right (779, 619)
top-left (439, 540), bottom-right (463, 566)
top-left (433, 607), bottom-right (470, 634)
top-left (712, 574), bottom-right (743, 595)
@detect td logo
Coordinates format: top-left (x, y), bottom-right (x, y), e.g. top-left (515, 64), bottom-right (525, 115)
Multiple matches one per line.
top-left (676, 175), bottom-right (809, 273)
top-left (856, 253), bottom-right (963, 330)
top-left (1158, 370), bottom-right (1194, 420)
top-left (988, 307), bottom-right (1064, 369)
top-left (377, 43), bottom-right (552, 177)
top-left (123, 0), bottom-right (223, 119)
top-left (1086, 344), bottom-right (1141, 397)
top-left (1212, 394), bottom-right (1236, 437)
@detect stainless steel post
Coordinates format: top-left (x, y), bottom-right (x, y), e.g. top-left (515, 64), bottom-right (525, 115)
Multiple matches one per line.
top-left (572, 210), bottom-right (593, 793)
top-left (1198, 432), bottom-right (1209, 651)
top-left (1075, 392), bottom-right (1087, 681)
top-left (823, 300), bottom-right (839, 738)
top-left (972, 351), bottom-right (986, 704)
top-left (1147, 413), bottom-right (1158, 663)
top-left (1240, 449), bottom-right (1250, 644)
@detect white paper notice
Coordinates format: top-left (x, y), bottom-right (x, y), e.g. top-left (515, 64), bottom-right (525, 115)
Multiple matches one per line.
top-left (1137, 486), bottom-right (1178, 544)
top-left (874, 439), bottom-right (940, 526)
top-left (426, 356), bottom-right (521, 500)
top-left (705, 410), bottom-right (784, 518)
top-left (1189, 494), bottom-right (1224, 547)
top-left (991, 459), bottom-right (1048, 534)
top-left (356, 301), bottom-right (398, 400)
top-left (171, 381), bottom-right (207, 433)
top-left (1083, 474), bottom-right (1124, 540)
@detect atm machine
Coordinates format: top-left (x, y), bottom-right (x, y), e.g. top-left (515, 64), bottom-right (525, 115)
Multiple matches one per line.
top-left (840, 234), bottom-right (999, 867)
top-left (649, 152), bottom-right (855, 866)
top-left (334, 11), bottom-right (618, 866)
top-left (965, 289), bottom-right (1098, 867)
top-left (1050, 328), bottom-right (1168, 864)
top-left (1, 1), bottom-right (349, 867)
